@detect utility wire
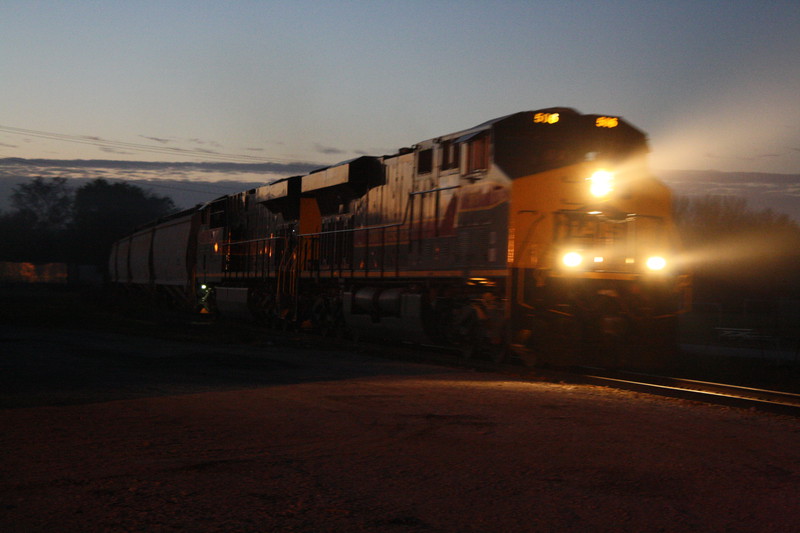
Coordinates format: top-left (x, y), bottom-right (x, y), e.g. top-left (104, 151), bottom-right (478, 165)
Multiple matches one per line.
top-left (0, 124), bottom-right (314, 165)
top-left (0, 124), bottom-right (329, 201)
top-left (119, 180), bottom-right (252, 196)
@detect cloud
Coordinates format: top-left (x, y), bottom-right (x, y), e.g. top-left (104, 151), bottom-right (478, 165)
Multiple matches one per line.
top-left (658, 169), bottom-right (800, 222)
top-left (140, 135), bottom-right (173, 144)
top-left (189, 138), bottom-right (223, 148)
top-left (705, 152), bottom-right (784, 161)
top-left (0, 157), bottom-right (321, 177)
top-left (2, 158), bottom-right (798, 221)
top-left (0, 157), bottom-right (323, 210)
top-left (314, 143), bottom-right (347, 155)
top-left (651, 74), bottom-right (800, 174)
top-left (99, 146), bottom-right (133, 155)
top-left (0, 142), bottom-right (17, 148)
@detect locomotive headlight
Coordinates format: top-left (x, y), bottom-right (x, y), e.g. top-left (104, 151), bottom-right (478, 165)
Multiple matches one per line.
top-left (646, 256), bottom-right (667, 271)
top-left (588, 169), bottom-right (615, 198)
top-left (562, 251), bottom-right (583, 268)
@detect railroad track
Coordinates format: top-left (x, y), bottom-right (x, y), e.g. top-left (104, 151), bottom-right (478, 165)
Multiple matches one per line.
top-left (116, 312), bottom-right (800, 417)
top-left (352, 337), bottom-right (800, 416)
top-left (568, 368), bottom-right (800, 416)
top-left (356, 337), bottom-right (800, 416)
top-left (261, 329), bottom-right (800, 417)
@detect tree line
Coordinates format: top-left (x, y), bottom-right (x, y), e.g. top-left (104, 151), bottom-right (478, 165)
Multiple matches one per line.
top-left (673, 195), bottom-right (800, 305)
top-left (2, 176), bottom-right (800, 304)
top-left (0, 177), bottom-right (175, 267)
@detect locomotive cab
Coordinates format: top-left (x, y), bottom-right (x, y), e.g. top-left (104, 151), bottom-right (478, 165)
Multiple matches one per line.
top-left (500, 111), bottom-right (690, 365)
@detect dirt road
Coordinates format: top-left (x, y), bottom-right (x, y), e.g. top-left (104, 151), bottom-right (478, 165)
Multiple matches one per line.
top-left (1, 321), bottom-right (799, 532)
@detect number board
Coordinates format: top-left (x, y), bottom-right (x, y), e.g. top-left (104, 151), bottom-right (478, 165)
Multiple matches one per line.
top-left (595, 116), bottom-right (619, 128)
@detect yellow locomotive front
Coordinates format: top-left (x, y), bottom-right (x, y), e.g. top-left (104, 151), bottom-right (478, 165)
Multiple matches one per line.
top-left (500, 109), bottom-right (690, 365)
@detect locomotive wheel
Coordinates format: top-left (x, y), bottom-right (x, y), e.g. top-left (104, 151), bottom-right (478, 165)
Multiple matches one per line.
top-left (456, 306), bottom-right (508, 364)
top-left (454, 305), bottom-right (480, 360)
top-left (248, 287), bottom-right (277, 326)
top-left (310, 297), bottom-right (330, 335)
top-left (534, 314), bottom-right (583, 368)
top-left (483, 339), bottom-right (509, 364)
top-left (310, 296), bottom-right (344, 337)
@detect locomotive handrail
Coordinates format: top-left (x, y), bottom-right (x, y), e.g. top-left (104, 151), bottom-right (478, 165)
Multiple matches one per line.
top-left (299, 222), bottom-right (402, 238)
top-left (217, 234), bottom-right (289, 247)
top-left (217, 185), bottom-right (462, 245)
top-left (215, 222), bottom-right (403, 244)
top-left (408, 184), bottom-right (461, 196)
top-left (556, 209), bottom-right (666, 224)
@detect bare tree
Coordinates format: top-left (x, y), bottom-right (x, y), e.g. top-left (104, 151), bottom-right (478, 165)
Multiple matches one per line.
top-left (9, 177), bottom-right (73, 231)
top-left (0, 177), bottom-right (175, 266)
top-left (0, 177), bottom-right (74, 262)
top-left (674, 195), bottom-right (800, 302)
top-left (68, 179), bottom-right (176, 266)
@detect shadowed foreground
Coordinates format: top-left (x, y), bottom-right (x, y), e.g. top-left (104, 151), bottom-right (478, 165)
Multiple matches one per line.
top-left (1, 321), bottom-right (799, 532)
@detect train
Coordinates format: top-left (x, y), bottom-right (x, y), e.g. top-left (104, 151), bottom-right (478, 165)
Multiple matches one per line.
top-left (109, 108), bottom-right (691, 366)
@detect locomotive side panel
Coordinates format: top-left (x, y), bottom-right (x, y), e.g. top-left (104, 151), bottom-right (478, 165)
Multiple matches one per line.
top-left (453, 182), bottom-right (509, 273)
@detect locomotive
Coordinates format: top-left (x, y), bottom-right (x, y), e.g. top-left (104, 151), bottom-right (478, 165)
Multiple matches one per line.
top-left (109, 108), bottom-right (691, 366)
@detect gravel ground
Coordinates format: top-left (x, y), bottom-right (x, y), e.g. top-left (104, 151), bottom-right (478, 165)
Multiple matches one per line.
top-left (1, 319), bottom-right (799, 532)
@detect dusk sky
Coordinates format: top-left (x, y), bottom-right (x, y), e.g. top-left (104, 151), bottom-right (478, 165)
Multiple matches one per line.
top-left (2, 1), bottom-right (799, 174)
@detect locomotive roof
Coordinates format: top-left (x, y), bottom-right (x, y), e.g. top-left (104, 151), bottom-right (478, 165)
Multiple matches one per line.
top-left (305, 154), bottom-right (380, 176)
top-left (207, 108), bottom-right (645, 205)
top-left (406, 107), bottom-right (643, 151)
top-left (113, 107), bottom-right (647, 242)
top-left (312, 108), bottom-right (643, 165)
top-left (468, 107), bottom-right (580, 131)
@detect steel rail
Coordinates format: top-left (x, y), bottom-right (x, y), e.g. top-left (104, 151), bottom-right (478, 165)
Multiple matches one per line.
top-left (569, 368), bottom-right (800, 417)
top-left (356, 340), bottom-right (800, 417)
top-left (146, 311), bottom-right (800, 417)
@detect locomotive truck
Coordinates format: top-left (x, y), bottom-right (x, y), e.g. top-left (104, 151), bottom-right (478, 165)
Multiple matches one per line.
top-left (109, 108), bottom-right (691, 366)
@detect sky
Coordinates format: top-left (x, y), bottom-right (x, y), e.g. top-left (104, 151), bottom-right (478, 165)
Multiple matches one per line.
top-left (1, 0), bottom-right (799, 175)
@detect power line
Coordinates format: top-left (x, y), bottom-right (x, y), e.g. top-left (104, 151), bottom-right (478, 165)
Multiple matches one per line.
top-left (1, 166), bottom-right (268, 202)
top-left (119, 180), bottom-right (252, 197)
top-left (0, 124), bottom-right (328, 202)
top-left (0, 124), bottom-right (313, 165)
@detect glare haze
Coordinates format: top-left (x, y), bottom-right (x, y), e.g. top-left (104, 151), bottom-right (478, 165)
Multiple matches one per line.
top-left (2, 1), bottom-right (799, 174)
